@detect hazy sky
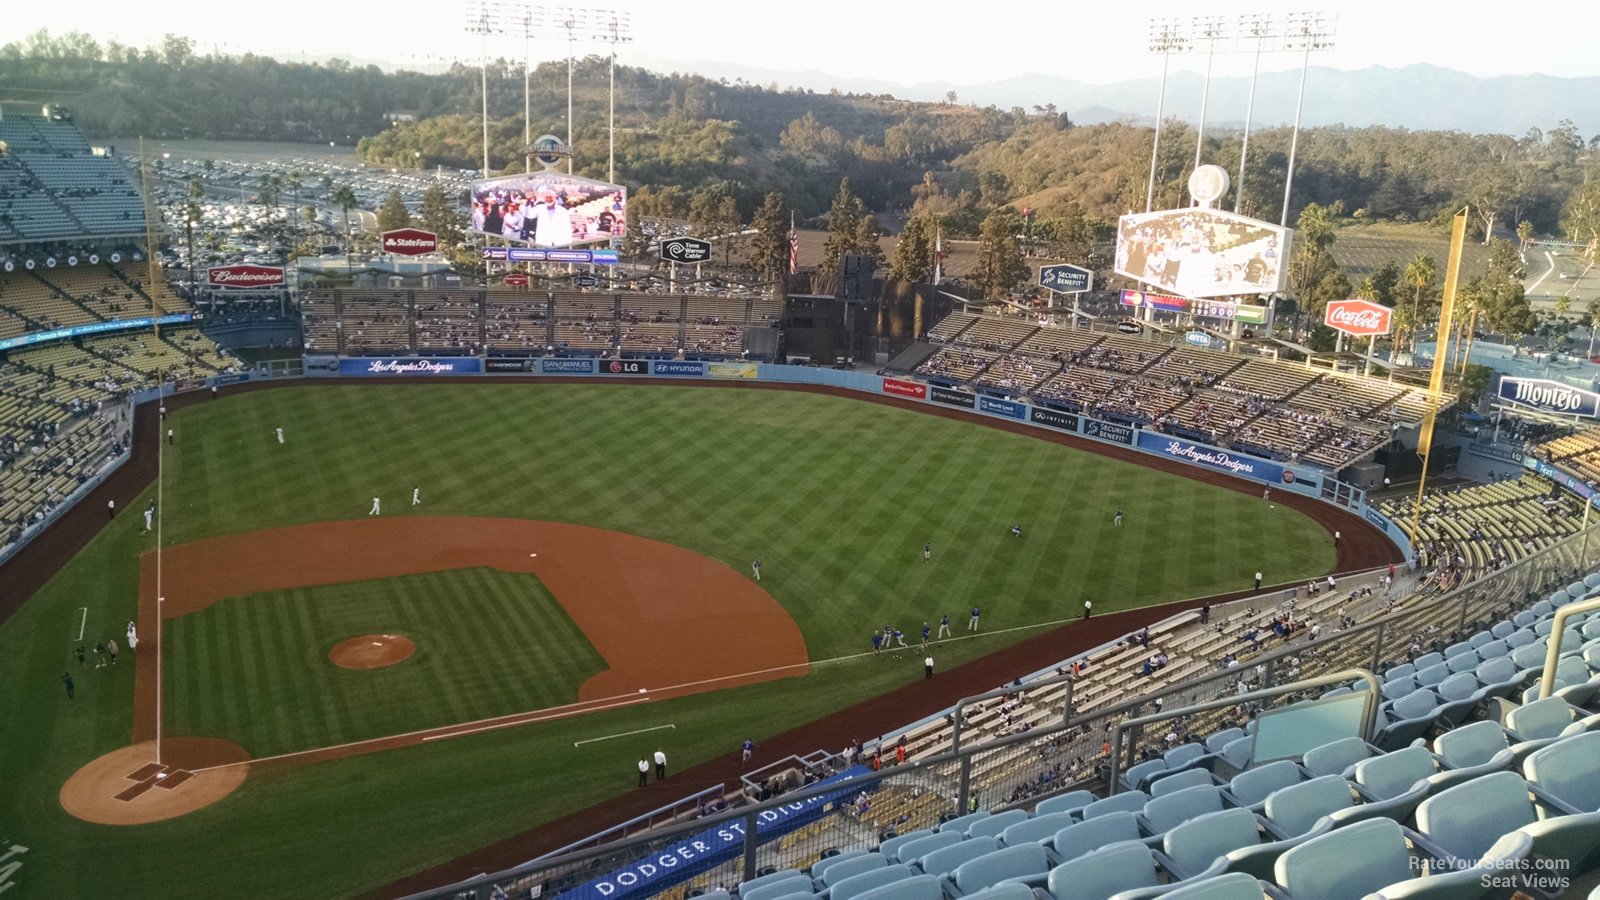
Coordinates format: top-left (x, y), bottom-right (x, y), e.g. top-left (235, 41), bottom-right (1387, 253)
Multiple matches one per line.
top-left (8, 1), bottom-right (1597, 85)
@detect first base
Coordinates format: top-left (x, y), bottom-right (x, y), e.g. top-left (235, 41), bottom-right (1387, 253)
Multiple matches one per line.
top-left (638, 688), bottom-right (646, 694)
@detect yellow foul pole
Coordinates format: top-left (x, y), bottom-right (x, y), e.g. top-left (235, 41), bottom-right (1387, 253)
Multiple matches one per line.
top-left (1412, 207), bottom-right (1469, 541)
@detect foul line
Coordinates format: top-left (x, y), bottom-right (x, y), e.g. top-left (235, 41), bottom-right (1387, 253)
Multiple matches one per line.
top-left (73, 607), bottom-right (87, 643)
top-left (573, 723), bottom-right (677, 748)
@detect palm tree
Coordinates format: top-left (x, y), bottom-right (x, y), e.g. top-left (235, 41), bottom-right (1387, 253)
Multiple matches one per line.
top-left (285, 171), bottom-right (303, 247)
top-left (1402, 253), bottom-right (1437, 353)
top-left (331, 184), bottom-right (358, 253)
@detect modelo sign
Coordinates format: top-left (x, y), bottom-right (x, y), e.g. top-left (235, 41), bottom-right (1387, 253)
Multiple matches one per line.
top-left (1324, 299), bottom-right (1392, 337)
top-left (206, 264), bottom-right (284, 289)
top-left (382, 228), bottom-right (438, 256)
top-left (1498, 377), bottom-right (1600, 418)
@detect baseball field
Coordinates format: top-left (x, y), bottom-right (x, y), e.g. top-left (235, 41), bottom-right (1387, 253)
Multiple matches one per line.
top-left (0, 381), bottom-right (1346, 898)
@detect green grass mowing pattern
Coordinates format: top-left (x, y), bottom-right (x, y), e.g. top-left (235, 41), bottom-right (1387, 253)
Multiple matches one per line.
top-left (161, 385), bottom-right (1330, 659)
top-left (165, 568), bottom-right (605, 756)
top-left (0, 383), bottom-right (1339, 898)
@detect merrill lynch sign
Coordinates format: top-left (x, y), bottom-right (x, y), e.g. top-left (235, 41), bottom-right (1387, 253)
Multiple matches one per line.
top-left (1498, 377), bottom-right (1600, 418)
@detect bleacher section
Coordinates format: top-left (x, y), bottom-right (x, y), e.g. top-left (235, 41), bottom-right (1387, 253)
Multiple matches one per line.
top-left (1380, 476), bottom-right (1584, 576)
top-left (300, 289), bottom-right (778, 358)
top-left (911, 312), bottom-right (1450, 471)
top-left (0, 327), bottom-right (236, 555)
top-left (0, 115), bottom-right (146, 242)
top-left (1536, 427), bottom-right (1600, 487)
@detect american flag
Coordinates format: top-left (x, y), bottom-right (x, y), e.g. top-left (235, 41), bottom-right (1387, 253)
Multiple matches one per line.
top-left (788, 214), bottom-right (799, 274)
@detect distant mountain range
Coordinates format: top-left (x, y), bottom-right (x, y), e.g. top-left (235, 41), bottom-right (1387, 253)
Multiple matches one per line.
top-left (631, 57), bottom-right (1598, 137)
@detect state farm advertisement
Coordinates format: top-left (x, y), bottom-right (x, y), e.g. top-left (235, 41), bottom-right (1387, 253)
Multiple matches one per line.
top-left (382, 228), bottom-right (439, 256)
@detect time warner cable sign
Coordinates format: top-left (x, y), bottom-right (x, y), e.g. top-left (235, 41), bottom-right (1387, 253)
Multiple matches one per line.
top-left (1498, 377), bottom-right (1600, 418)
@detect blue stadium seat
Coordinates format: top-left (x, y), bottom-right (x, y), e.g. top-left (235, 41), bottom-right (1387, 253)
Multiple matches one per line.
top-left (1504, 696), bottom-right (1577, 742)
top-left (813, 850), bottom-right (871, 882)
top-left (1412, 665), bottom-right (1448, 690)
top-left (997, 811), bottom-right (1074, 847)
top-left (943, 843), bottom-right (1049, 896)
top-left (965, 810), bottom-right (1027, 840)
top-left (1443, 640), bottom-right (1476, 660)
top-left (1080, 790), bottom-right (1150, 820)
top-left (876, 831), bottom-right (932, 862)
top-left (1051, 811), bottom-right (1153, 862)
top-left (1472, 656), bottom-right (1527, 701)
top-left (890, 832), bottom-right (963, 865)
top-left (1141, 785), bottom-right (1225, 835)
top-left (1367, 831), bottom-right (1532, 900)
top-left (1160, 806), bottom-right (1318, 882)
top-left (1299, 736), bottom-right (1374, 778)
top-left (1123, 758), bottom-right (1170, 793)
top-left (1163, 743), bottom-right (1206, 771)
top-left (740, 871), bottom-right (811, 900)
top-left (957, 883), bottom-right (1034, 900)
top-left (1349, 744), bottom-right (1437, 802)
top-left (1044, 842), bottom-right (1160, 900)
top-left (938, 811), bottom-right (991, 834)
top-left (1148, 767), bottom-right (1217, 798)
top-left (1522, 731), bottom-right (1600, 812)
top-left (1261, 775), bottom-right (1354, 838)
top-left (1031, 790), bottom-right (1094, 817)
top-left (1413, 771), bottom-right (1539, 867)
top-left (1380, 674), bottom-right (1418, 702)
top-left (1274, 818), bottom-right (1412, 900)
top-left (1444, 651), bottom-right (1481, 675)
top-left (915, 837), bottom-right (998, 878)
top-left (830, 865), bottom-right (917, 900)
top-left (1225, 760), bottom-right (1302, 813)
top-left (1147, 872), bottom-right (1266, 900)
top-left (1474, 637), bottom-right (1508, 659)
top-left (1513, 810), bottom-right (1600, 876)
top-left (817, 852), bottom-right (886, 888)
top-left (847, 873), bottom-right (941, 900)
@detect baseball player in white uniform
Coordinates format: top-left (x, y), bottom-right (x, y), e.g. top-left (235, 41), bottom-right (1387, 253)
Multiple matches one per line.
top-left (369, 496), bottom-right (382, 516)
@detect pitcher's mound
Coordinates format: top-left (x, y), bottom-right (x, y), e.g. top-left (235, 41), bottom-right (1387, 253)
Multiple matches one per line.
top-left (330, 633), bottom-right (415, 669)
top-left (61, 737), bottom-right (250, 825)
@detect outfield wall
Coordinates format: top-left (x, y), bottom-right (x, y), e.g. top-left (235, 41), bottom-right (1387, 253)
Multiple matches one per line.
top-left (302, 355), bottom-right (1412, 562)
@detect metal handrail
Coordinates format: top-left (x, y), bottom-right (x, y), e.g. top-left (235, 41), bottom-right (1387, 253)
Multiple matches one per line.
top-left (1106, 667), bottom-right (1381, 793)
top-left (1539, 593), bottom-right (1600, 699)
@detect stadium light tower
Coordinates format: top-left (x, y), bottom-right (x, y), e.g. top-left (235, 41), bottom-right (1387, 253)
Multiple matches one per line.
top-left (463, 0), bottom-right (497, 177)
top-left (1233, 13), bottom-right (1275, 213)
top-left (1191, 15), bottom-right (1229, 168)
top-left (1145, 18), bottom-right (1194, 213)
top-left (1280, 11), bottom-right (1338, 227)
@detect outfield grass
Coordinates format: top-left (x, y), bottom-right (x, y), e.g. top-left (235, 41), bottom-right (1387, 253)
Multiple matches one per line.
top-left (0, 384), bottom-right (1337, 898)
top-left (167, 568), bottom-right (605, 755)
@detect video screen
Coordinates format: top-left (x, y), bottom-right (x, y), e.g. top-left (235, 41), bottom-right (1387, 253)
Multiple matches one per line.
top-left (1115, 207), bottom-right (1293, 299)
top-left (469, 172), bottom-right (626, 248)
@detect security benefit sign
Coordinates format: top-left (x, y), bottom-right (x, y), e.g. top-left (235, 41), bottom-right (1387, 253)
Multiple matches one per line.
top-left (1498, 377), bottom-right (1600, 418)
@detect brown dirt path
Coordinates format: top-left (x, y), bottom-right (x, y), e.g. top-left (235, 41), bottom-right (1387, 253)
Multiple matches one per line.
top-left (330, 634), bottom-right (415, 669)
top-left (133, 517), bottom-right (808, 751)
top-left (59, 737), bottom-right (250, 825)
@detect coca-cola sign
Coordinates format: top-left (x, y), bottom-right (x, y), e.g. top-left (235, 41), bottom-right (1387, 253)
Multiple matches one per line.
top-left (1324, 299), bottom-right (1392, 337)
top-left (382, 228), bottom-right (438, 256)
top-left (206, 264), bottom-right (285, 288)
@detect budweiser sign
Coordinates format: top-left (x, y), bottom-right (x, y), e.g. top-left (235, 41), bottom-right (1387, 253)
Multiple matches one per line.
top-left (1324, 299), bottom-right (1392, 337)
top-left (382, 228), bottom-right (438, 256)
top-left (206, 264), bottom-right (285, 288)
